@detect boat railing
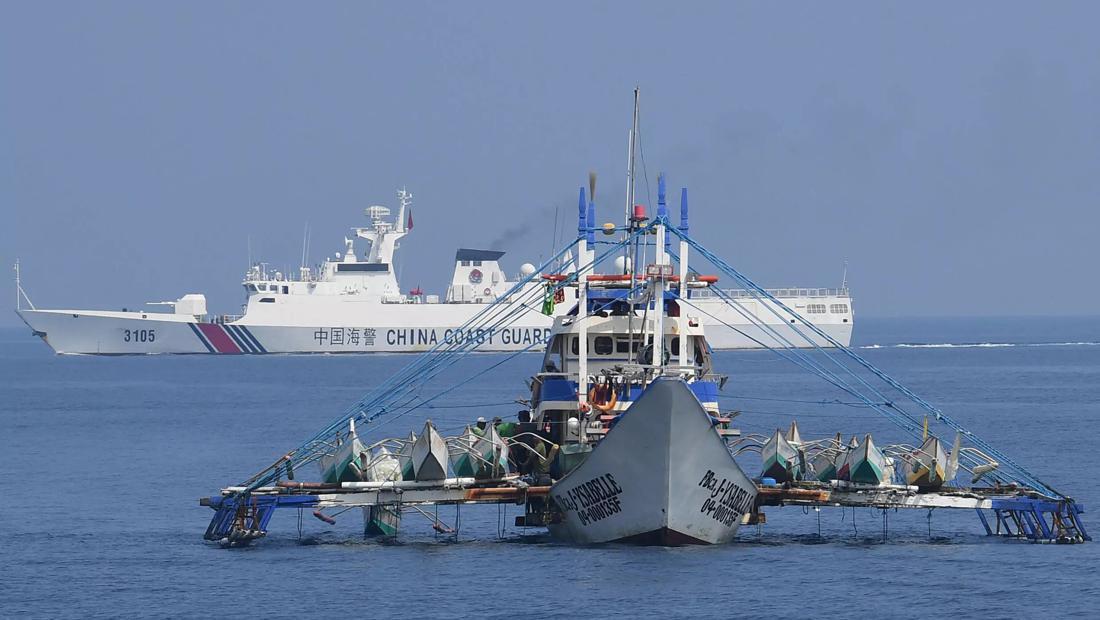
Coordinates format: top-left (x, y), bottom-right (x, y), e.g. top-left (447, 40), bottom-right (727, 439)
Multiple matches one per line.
top-left (213, 314), bottom-right (243, 325)
top-left (690, 287), bottom-right (850, 299)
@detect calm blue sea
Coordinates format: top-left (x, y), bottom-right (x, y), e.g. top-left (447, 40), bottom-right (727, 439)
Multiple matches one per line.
top-left (2, 317), bottom-right (1099, 618)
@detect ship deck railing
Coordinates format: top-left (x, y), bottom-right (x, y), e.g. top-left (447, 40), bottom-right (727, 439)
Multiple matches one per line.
top-left (690, 287), bottom-right (850, 299)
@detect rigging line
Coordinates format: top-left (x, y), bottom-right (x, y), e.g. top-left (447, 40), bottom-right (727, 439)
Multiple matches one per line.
top-left (241, 230), bottom-right (649, 489)
top-left (673, 278), bottom-right (893, 413)
top-left (718, 394), bottom-right (882, 408)
top-left (680, 250), bottom-right (926, 435)
top-left (670, 247), bottom-right (992, 476)
top-left (302, 238), bottom-right (583, 435)
top-left (670, 225), bottom-right (1055, 496)
top-left (362, 284), bottom-right (649, 438)
top-left (636, 121), bottom-right (653, 208)
top-left (689, 252), bottom-right (1031, 491)
top-left (673, 231), bottom-right (936, 429)
top-left (239, 241), bottom-right (581, 487)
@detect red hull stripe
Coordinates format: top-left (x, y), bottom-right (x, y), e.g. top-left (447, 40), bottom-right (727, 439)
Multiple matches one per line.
top-left (197, 324), bottom-right (242, 354)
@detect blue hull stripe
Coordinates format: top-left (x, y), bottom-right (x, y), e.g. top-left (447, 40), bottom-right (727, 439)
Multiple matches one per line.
top-left (238, 325), bottom-right (267, 354)
top-left (188, 323), bottom-right (216, 353)
top-left (224, 325), bottom-right (255, 354)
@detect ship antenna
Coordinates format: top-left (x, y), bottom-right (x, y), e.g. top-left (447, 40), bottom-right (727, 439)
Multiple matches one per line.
top-left (13, 259), bottom-right (35, 311)
top-left (624, 87), bottom-right (640, 277)
top-left (841, 259), bottom-right (849, 291)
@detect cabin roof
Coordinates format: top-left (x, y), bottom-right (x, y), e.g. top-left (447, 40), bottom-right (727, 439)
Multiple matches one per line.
top-left (455, 248), bottom-right (505, 262)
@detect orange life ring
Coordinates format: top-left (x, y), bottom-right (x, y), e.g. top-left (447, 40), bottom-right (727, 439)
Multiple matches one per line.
top-left (587, 382), bottom-right (618, 413)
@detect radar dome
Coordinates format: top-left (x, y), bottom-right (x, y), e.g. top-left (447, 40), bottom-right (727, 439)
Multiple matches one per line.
top-left (520, 263), bottom-right (537, 276)
top-left (613, 256), bottom-right (633, 273)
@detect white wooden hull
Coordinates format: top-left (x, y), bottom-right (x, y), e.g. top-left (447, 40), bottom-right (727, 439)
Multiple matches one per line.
top-left (548, 378), bottom-right (757, 545)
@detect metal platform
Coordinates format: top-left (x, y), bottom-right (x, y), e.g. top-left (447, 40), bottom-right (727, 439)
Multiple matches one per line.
top-left (755, 483), bottom-right (1090, 544)
top-left (203, 478), bottom-right (1088, 545)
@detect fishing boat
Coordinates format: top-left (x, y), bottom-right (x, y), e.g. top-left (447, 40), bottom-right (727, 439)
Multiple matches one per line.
top-left (201, 92), bottom-right (1088, 547)
top-left (520, 167), bottom-right (757, 545)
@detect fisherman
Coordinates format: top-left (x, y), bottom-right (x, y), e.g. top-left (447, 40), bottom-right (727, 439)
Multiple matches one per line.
top-left (472, 416), bottom-right (488, 437)
top-left (497, 413), bottom-right (517, 437)
top-left (523, 437), bottom-right (558, 485)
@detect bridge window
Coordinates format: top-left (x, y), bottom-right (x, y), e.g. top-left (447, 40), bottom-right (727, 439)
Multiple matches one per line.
top-left (830, 304), bottom-right (849, 314)
top-left (616, 338), bottom-right (640, 354)
top-left (806, 304), bottom-right (827, 314)
top-left (282, 286), bottom-right (289, 294)
top-left (593, 336), bottom-right (613, 355)
top-left (472, 260), bottom-right (483, 266)
top-left (259, 297), bottom-right (275, 303)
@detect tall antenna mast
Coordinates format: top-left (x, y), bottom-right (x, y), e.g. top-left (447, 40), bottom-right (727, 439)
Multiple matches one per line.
top-left (624, 87), bottom-right (640, 233)
top-left (14, 259), bottom-right (21, 310)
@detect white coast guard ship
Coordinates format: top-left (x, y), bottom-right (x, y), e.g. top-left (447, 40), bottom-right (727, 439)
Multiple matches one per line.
top-left (14, 189), bottom-right (854, 355)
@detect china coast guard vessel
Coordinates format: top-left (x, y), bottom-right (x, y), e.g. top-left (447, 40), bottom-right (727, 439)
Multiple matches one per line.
top-left (16, 198), bottom-right (851, 355)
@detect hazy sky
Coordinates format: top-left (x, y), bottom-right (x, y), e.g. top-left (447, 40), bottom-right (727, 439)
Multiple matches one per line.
top-left (4, 2), bottom-right (1099, 325)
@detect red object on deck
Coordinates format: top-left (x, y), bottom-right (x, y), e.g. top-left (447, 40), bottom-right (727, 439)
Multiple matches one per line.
top-left (409, 287), bottom-right (423, 296)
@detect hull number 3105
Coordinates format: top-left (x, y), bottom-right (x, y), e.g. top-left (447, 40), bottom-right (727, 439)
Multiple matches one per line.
top-left (123, 329), bottom-right (156, 343)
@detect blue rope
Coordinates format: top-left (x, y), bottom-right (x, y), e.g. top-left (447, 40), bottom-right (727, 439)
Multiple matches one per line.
top-left (667, 222), bottom-right (1061, 497)
top-left (236, 228), bottom-right (651, 491)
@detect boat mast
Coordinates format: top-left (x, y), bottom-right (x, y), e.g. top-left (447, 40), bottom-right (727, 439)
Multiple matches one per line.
top-left (652, 218), bottom-right (666, 375)
top-left (576, 184), bottom-right (590, 436)
top-left (625, 87), bottom-right (639, 281)
top-left (677, 188), bottom-right (690, 370)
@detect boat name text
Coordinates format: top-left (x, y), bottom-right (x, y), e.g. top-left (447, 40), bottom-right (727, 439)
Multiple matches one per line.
top-left (697, 469), bottom-right (754, 527)
top-left (554, 473), bottom-right (623, 526)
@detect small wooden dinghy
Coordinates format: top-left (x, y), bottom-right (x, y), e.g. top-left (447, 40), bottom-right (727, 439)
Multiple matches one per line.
top-left (835, 435), bottom-right (860, 480)
top-left (761, 428), bottom-right (799, 482)
top-left (363, 445), bottom-right (402, 536)
top-left (410, 421), bottom-right (448, 481)
top-left (367, 445), bottom-right (401, 483)
top-left (319, 419), bottom-right (365, 484)
top-left (448, 426), bottom-right (480, 478)
top-left (398, 432), bottom-right (417, 481)
top-left (844, 434), bottom-right (889, 485)
top-left (810, 433), bottom-right (844, 482)
top-left (786, 421), bottom-right (804, 446)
